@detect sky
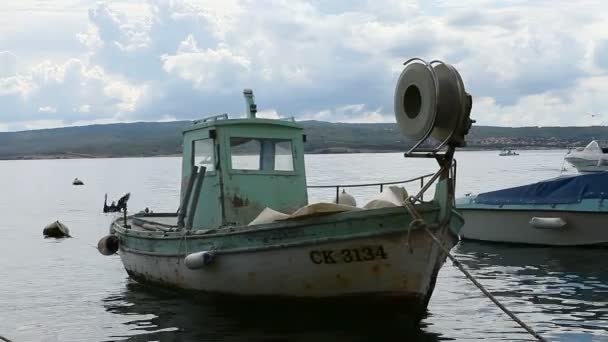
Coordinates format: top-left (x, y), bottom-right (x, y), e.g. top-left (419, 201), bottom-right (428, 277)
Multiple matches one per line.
top-left (1, 0), bottom-right (608, 132)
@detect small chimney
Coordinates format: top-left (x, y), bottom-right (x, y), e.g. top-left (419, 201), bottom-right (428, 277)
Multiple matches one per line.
top-left (243, 89), bottom-right (257, 119)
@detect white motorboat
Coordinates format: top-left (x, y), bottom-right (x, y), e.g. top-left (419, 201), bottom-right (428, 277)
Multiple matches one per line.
top-left (456, 172), bottom-right (608, 246)
top-left (564, 140), bottom-right (608, 172)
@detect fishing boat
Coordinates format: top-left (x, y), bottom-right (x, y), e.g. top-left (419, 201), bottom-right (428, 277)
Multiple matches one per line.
top-left (499, 148), bottom-right (519, 156)
top-left (97, 58), bottom-right (475, 319)
top-left (457, 172), bottom-right (608, 246)
top-left (564, 140), bottom-right (608, 172)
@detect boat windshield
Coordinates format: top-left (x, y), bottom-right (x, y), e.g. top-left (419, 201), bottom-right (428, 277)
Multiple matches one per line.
top-left (193, 138), bottom-right (215, 172)
top-left (230, 137), bottom-right (294, 172)
top-left (584, 140), bottom-right (602, 153)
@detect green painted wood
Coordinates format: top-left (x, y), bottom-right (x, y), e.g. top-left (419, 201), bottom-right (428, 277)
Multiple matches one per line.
top-left (114, 204), bottom-right (465, 257)
top-left (181, 117), bottom-right (307, 229)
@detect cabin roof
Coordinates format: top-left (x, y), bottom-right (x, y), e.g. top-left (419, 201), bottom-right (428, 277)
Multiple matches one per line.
top-left (183, 117), bottom-right (303, 134)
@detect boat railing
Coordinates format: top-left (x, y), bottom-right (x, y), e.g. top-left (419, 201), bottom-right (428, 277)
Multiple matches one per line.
top-left (193, 113), bottom-right (229, 125)
top-left (307, 173), bottom-right (434, 203)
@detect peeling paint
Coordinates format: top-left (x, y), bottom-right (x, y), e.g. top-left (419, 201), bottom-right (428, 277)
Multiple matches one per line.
top-left (231, 194), bottom-right (249, 208)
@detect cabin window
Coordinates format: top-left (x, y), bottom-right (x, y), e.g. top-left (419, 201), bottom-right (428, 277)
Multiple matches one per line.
top-left (230, 137), bottom-right (294, 172)
top-left (230, 138), bottom-right (261, 170)
top-left (193, 139), bottom-right (215, 172)
top-left (274, 141), bottom-right (294, 171)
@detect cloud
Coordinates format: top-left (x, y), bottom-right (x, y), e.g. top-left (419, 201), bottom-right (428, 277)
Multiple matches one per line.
top-left (0, 57), bottom-right (143, 129)
top-left (301, 104), bottom-right (392, 123)
top-left (0, 51), bottom-right (17, 77)
top-left (161, 35), bottom-right (251, 91)
top-left (2, 0), bottom-right (608, 131)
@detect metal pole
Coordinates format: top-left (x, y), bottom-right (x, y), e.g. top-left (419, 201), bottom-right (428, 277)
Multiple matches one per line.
top-left (335, 186), bottom-right (340, 203)
top-left (186, 166), bottom-right (206, 230)
top-left (177, 166), bottom-right (198, 228)
top-left (123, 203), bottom-right (129, 228)
top-left (420, 177), bottom-right (424, 201)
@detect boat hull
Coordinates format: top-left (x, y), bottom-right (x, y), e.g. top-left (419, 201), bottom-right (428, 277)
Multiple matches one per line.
top-left (459, 208), bottom-right (608, 246)
top-left (564, 156), bottom-right (608, 172)
top-left (113, 207), bottom-right (459, 319)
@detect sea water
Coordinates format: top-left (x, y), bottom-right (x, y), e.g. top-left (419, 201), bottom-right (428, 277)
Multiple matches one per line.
top-left (0, 150), bottom-right (606, 341)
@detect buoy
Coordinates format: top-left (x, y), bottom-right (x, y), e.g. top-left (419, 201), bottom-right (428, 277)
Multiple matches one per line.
top-left (185, 251), bottom-right (215, 269)
top-left (73, 178), bottom-right (84, 185)
top-left (97, 235), bottom-right (119, 255)
top-left (43, 220), bottom-right (71, 238)
top-left (336, 189), bottom-right (357, 207)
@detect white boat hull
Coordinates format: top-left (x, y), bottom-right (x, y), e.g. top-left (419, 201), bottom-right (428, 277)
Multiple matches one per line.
top-left (118, 228), bottom-right (455, 314)
top-left (564, 140), bottom-right (608, 172)
top-left (459, 208), bottom-right (608, 246)
top-left (564, 157), bottom-right (608, 172)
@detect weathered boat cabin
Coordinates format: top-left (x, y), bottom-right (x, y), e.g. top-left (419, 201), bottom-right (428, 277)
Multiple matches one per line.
top-left (179, 90), bottom-right (308, 229)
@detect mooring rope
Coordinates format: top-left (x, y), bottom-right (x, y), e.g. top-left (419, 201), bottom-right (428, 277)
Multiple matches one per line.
top-left (402, 200), bottom-right (548, 342)
top-left (0, 334), bottom-right (12, 342)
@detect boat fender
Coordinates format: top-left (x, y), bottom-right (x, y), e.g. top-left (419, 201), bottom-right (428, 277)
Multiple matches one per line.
top-left (337, 189), bottom-right (357, 207)
top-left (97, 235), bottom-right (119, 255)
top-left (185, 251), bottom-right (216, 269)
top-left (529, 217), bottom-right (567, 229)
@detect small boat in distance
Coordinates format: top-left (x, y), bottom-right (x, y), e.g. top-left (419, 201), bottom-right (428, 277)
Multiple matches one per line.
top-left (96, 58), bottom-right (475, 320)
top-left (564, 140), bottom-right (608, 172)
top-left (498, 148), bottom-right (519, 156)
top-left (456, 172), bottom-right (608, 246)
top-left (72, 178), bottom-right (84, 185)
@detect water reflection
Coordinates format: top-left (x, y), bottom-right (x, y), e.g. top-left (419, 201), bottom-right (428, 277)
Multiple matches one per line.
top-left (453, 242), bottom-right (608, 339)
top-left (102, 243), bottom-right (608, 342)
top-left (103, 281), bottom-right (445, 342)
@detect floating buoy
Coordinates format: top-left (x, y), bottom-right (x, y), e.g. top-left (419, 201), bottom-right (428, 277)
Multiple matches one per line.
top-left (336, 189), bottom-right (357, 207)
top-left (97, 235), bottom-right (119, 255)
top-left (43, 220), bottom-right (71, 238)
top-left (73, 178), bottom-right (84, 185)
top-left (185, 251), bottom-right (215, 269)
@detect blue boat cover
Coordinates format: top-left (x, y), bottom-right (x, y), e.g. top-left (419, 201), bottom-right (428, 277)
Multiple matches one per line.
top-left (475, 172), bottom-right (608, 205)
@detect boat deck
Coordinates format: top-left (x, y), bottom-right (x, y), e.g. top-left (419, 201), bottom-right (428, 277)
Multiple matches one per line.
top-left (134, 215), bottom-right (178, 227)
top-left (127, 214), bottom-right (180, 232)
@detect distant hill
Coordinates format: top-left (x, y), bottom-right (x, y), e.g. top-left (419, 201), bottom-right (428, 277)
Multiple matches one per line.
top-left (0, 121), bottom-right (190, 159)
top-left (2, 120), bottom-right (608, 159)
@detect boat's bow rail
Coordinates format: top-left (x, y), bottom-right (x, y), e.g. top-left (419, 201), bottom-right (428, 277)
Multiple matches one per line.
top-left (307, 173), bottom-right (435, 203)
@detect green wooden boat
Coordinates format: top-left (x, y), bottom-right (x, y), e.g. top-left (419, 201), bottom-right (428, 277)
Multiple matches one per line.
top-left (98, 58), bottom-right (474, 319)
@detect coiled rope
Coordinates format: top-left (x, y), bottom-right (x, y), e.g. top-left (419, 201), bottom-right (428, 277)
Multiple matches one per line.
top-left (403, 200), bottom-right (548, 342)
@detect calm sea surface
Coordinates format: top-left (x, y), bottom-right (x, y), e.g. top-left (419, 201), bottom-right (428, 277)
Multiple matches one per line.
top-left (1, 150), bottom-right (607, 341)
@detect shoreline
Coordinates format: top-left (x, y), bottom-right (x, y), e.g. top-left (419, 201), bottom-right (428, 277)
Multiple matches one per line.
top-left (0, 146), bottom-right (569, 161)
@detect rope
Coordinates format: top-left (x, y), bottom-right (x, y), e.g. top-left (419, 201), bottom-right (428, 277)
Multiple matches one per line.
top-left (0, 335), bottom-right (12, 342)
top-left (69, 235), bottom-right (99, 250)
top-left (402, 200), bottom-right (548, 342)
top-left (176, 230), bottom-right (190, 265)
